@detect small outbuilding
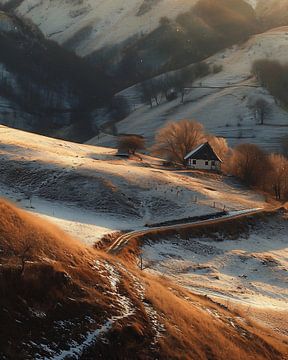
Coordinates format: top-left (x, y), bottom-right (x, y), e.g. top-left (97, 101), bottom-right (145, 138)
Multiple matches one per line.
top-left (184, 142), bottom-right (222, 172)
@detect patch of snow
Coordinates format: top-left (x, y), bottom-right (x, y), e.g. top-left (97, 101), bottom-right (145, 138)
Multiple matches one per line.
top-left (142, 212), bottom-right (288, 318)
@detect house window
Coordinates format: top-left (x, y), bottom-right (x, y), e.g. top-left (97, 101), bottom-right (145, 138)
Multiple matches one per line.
top-left (211, 160), bottom-right (215, 166)
top-left (205, 161), bottom-right (209, 166)
top-left (192, 160), bottom-right (197, 165)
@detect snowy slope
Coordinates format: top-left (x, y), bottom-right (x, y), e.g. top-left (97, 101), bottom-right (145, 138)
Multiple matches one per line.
top-left (142, 210), bottom-right (288, 335)
top-left (0, 125), bottom-right (265, 243)
top-left (2, 0), bottom-right (197, 56)
top-left (90, 26), bottom-right (288, 152)
top-left (0, 0), bottom-right (267, 56)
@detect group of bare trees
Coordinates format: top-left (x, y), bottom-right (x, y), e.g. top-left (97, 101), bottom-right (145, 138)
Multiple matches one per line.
top-left (117, 135), bottom-right (145, 156)
top-left (116, 118), bottom-right (288, 201)
top-left (252, 59), bottom-right (288, 107)
top-left (116, 119), bottom-right (227, 164)
top-left (139, 62), bottom-right (210, 107)
top-left (249, 97), bottom-right (271, 125)
top-left (152, 119), bottom-right (228, 165)
top-left (228, 143), bottom-right (288, 201)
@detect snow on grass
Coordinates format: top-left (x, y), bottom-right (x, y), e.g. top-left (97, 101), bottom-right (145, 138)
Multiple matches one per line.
top-left (89, 27), bottom-right (288, 152)
top-left (41, 317), bottom-right (118, 360)
top-left (36, 261), bottom-right (136, 360)
top-left (0, 126), bottom-right (266, 245)
top-left (142, 212), bottom-right (288, 315)
top-left (117, 263), bottom-right (165, 345)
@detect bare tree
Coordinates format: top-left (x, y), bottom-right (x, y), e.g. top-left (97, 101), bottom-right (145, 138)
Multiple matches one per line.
top-left (229, 144), bottom-right (268, 186)
top-left (152, 120), bottom-right (205, 165)
top-left (139, 79), bottom-right (162, 107)
top-left (117, 135), bottom-right (145, 155)
top-left (250, 98), bottom-right (271, 125)
top-left (173, 68), bottom-right (194, 103)
top-left (206, 135), bottom-right (229, 160)
top-left (161, 74), bottom-right (178, 101)
top-left (267, 154), bottom-right (288, 200)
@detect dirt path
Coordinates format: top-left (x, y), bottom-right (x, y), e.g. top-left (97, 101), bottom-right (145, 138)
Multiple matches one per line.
top-left (107, 207), bottom-right (274, 254)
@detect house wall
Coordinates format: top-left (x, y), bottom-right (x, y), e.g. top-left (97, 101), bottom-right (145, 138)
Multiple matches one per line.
top-left (187, 159), bottom-right (221, 171)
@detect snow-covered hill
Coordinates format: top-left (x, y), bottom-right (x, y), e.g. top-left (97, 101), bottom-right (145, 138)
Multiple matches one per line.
top-left (90, 26), bottom-right (288, 152)
top-left (0, 125), bottom-right (265, 243)
top-left (0, 0), bottom-right (197, 56)
top-left (142, 209), bottom-right (288, 335)
top-left (0, 0), bottom-right (267, 57)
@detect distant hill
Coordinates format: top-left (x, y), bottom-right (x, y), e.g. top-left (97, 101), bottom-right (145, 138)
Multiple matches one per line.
top-left (0, 11), bottom-right (114, 141)
top-left (0, 1), bottom-right (260, 85)
top-left (1, 0), bottom-right (288, 148)
top-left (90, 26), bottom-right (288, 153)
top-left (2, 0), bottom-right (283, 57)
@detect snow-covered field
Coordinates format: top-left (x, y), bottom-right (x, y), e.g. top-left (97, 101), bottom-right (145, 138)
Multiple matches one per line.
top-left (142, 211), bottom-right (288, 334)
top-left (0, 126), bottom-right (265, 244)
top-left (91, 27), bottom-right (288, 152)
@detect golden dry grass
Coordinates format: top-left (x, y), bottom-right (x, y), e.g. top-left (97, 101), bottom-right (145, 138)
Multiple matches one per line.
top-left (142, 274), bottom-right (287, 360)
top-left (1, 199), bottom-right (287, 359)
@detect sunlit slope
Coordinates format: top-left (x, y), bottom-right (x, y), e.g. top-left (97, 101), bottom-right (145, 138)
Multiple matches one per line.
top-left (0, 126), bottom-right (265, 235)
top-left (0, 198), bottom-right (287, 359)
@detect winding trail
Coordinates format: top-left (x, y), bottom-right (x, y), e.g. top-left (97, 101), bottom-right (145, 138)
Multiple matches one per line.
top-left (107, 207), bottom-right (274, 254)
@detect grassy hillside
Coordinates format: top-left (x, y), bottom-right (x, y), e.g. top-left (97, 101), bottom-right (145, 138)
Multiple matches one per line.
top-left (1, 198), bottom-right (287, 359)
top-left (0, 126), bottom-right (266, 244)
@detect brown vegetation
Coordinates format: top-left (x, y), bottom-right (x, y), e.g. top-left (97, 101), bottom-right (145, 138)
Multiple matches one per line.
top-left (152, 119), bottom-right (228, 165)
top-left (144, 275), bottom-right (286, 360)
top-left (117, 135), bottom-right (145, 155)
top-left (227, 143), bottom-right (288, 201)
top-left (1, 199), bottom-right (287, 359)
top-left (228, 144), bottom-right (267, 187)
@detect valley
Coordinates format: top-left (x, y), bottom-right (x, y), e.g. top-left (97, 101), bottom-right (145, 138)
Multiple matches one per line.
top-left (1, 126), bottom-right (287, 348)
top-left (0, 0), bottom-right (288, 358)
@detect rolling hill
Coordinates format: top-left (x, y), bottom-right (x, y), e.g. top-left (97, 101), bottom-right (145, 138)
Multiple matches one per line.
top-left (1, 0), bottom-right (287, 149)
top-left (90, 26), bottom-right (288, 152)
top-left (1, 0), bottom-right (279, 57)
top-left (0, 126), bottom-right (287, 358)
top-left (256, 0), bottom-right (288, 27)
top-left (1, 193), bottom-right (287, 359)
top-left (0, 0), bottom-right (204, 56)
top-left (0, 125), bottom-right (266, 243)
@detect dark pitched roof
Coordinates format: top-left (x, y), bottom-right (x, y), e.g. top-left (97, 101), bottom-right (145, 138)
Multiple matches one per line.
top-left (184, 142), bottom-right (222, 162)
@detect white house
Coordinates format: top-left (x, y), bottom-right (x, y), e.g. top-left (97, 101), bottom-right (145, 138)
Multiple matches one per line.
top-left (184, 142), bottom-right (222, 172)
